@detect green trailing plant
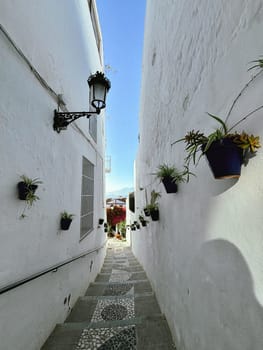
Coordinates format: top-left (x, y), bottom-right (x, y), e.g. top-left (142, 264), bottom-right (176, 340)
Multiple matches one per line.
top-left (139, 214), bottom-right (148, 226)
top-left (24, 190), bottom-right (39, 207)
top-left (135, 222), bottom-right (140, 229)
top-left (18, 175), bottom-right (42, 219)
top-left (20, 175), bottom-right (42, 187)
top-left (151, 190), bottom-right (161, 203)
top-left (139, 215), bottom-right (145, 222)
top-left (154, 164), bottom-right (194, 183)
top-left (174, 113), bottom-right (261, 167)
top-left (145, 190), bottom-right (161, 211)
top-left (172, 57), bottom-right (263, 169)
top-left (118, 220), bottom-right (126, 236)
top-left (61, 211), bottom-right (74, 220)
top-left (60, 211), bottom-right (74, 230)
top-left (248, 57), bottom-right (263, 71)
top-left (143, 207), bottom-right (151, 216)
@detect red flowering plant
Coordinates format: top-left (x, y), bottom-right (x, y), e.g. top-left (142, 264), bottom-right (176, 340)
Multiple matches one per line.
top-left (106, 206), bottom-right (126, 226)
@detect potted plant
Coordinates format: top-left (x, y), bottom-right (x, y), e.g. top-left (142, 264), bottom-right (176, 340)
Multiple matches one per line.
top-left (172, 58), bottom-right (263, 179)
top-left (174, 113), bottom-right (260, 179)
top-left (146, 203), bottom-right (159, 221)
top-left (60, 211), bottom-right (74, 230)
top-left (154, 164), bottom-right (194, 193)
top-left (135, 222), bottom-right (140, 229)
top-left (98, 218), bottom-right (104, 225)
top-left (18, 175), bottom-right (42, 218)
top-left (139, 214), bottom-right (148, 227)
top-left (17, 175), bottom-right (42, 202)
top-left (143, 207), bottom-right (151, 216)
top-left (145, 190), bottom-right (161, 221)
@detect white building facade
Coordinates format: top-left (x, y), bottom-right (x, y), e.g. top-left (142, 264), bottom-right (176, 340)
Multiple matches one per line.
top-left (133, 1), bottom-right (263, 349)
top-left (0, 1), bottom-right (107, 349)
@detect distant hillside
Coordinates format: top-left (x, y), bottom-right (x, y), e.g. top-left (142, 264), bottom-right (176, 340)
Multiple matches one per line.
top-left (106, 187), bottom-right (134, 199)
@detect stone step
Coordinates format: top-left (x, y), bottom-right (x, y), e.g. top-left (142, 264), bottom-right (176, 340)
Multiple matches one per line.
top-left (81, 292), bottom-right (154, 300)
top-left (105, 254), bottom-right (134, 259)
top-left (85, 280), bottom-right (152, 297)
top-left (100, 265), bottom-right (144, 273)
top-left (41, 315), bottom-right (176, 350)
top-left (65, 294), bottom-right (162, 323)
top-left (102, 262), bottom-right (143, 270)
top-left (41, 240), bottom-right (176, 350)
top-left (95, 271), bottom-right (148, 283)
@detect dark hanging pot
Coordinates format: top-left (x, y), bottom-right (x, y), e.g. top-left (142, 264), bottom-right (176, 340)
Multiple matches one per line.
top-left (104, 222), bottom-right (108, 228)
top-left (99, 218), bottom-right (104, 225)
top-left (203, 139), bottom-right (243, 179)
top-left (150, 208), bottom-right (159, 221)
top-left (141, 220), bottom-right (147, 227)
top-left (104, 228), bottom-right (108, 233)
top-left (60, 218), bottom-right (72, 230)
top-left (161, 176), bottom-right (178, 193)
top-left (136, 223), bottom-right (140, 229)
top-left (143, 208), bottom-right (150, 216)
top-left (17, 182), bottom-right (38, 200)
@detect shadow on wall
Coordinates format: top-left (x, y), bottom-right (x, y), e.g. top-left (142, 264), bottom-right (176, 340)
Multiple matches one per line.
top-left (180, 239), bottom-right (263, 350)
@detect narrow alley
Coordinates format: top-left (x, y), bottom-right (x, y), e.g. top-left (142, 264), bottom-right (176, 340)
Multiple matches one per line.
top-left (2, 0), bottom-right (263, 349)
top-left (42, 239), bottom-right (175, 349)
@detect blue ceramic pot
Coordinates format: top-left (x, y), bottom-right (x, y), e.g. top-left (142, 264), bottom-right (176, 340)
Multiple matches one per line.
top-left (204, 139), bottom-right (243, 179)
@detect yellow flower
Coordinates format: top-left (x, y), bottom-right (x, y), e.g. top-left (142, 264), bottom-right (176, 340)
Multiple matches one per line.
top-left (231, 132), bottom-right (261, 152)
top-left (248, 134), bottom-right (261, 152)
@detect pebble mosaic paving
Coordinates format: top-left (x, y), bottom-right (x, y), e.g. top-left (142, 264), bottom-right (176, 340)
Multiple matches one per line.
top-left (91, 297), bottom-right (135, 322)
top-left (75, 326), bottom-right (136, 350)
top-left (75, 242), bottom-right (137, 349)
top-left (103, 283), bottom-right (135, 296)
top-left (42, 239), bottom-right (175, 350)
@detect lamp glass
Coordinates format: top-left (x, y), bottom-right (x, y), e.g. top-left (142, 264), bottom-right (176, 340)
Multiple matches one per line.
top-left (91, 82), bottom-right (107, 110)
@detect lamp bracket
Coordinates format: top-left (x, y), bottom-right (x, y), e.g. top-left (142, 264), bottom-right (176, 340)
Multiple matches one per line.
top-left (53, 109), bottom-right (100, 133)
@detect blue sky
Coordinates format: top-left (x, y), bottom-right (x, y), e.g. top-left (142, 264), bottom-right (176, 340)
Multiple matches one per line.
top-left (96, 0), bottom-right (146, 193)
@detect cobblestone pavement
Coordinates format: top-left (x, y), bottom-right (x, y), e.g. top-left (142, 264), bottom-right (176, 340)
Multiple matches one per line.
top-left (42, 239), bottom-right (176, 349)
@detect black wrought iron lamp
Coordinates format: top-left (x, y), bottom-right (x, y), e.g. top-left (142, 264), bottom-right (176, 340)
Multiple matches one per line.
top-left (53, 71), bottom-right (111, 133)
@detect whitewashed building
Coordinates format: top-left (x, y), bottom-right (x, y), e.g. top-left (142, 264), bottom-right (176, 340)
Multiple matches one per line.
top-left (0, 1), bottom-right (108, 349)
top-left (133, 1), bottom-right (263, 349)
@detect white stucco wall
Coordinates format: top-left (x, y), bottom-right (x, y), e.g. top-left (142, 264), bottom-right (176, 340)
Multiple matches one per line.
top-left (0, 1), bottom-right (107, 349)
top-left (133, 1), bottom-right (263, 349)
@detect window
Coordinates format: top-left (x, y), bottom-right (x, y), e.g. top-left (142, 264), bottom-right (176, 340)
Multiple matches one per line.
top-left (88, 0), bottom-right (102, 60)
top-left (80, 157), bottom-right (94, 239)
